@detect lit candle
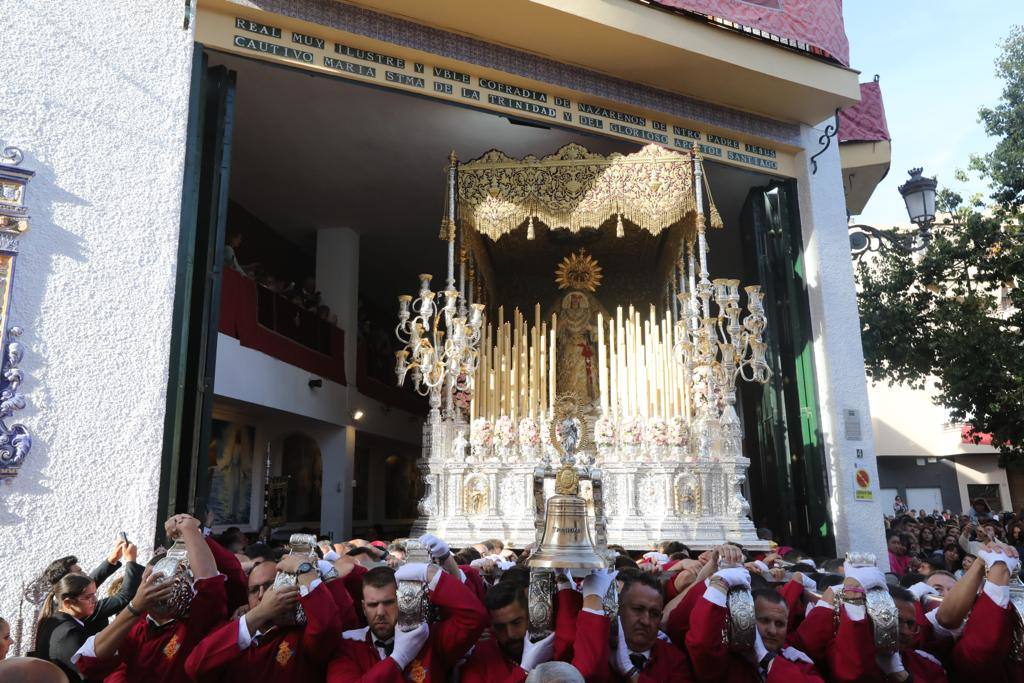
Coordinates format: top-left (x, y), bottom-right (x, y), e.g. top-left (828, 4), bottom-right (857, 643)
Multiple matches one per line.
top-left (549, 313), bottom-right (557, 411)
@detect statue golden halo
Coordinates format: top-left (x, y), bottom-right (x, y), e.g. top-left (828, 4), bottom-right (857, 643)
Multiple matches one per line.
top-left (555, 249), bottom-right (603, 292)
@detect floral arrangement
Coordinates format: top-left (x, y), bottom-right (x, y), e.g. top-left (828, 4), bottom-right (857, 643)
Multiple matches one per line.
top-left (620, 416), bottom-right (643, 446)
top-left (518, 417), bottom-right (540, 447)
top-left (594, 415), bottom-right (616, 447)
top-left (667, 417), bottom-right (689, 447)
top-left (493, 415), bottom-right (517, 448)
top-left (643, 417), bottom-right (668, 447)
top-left (470, 418), bottom-right (493, 448)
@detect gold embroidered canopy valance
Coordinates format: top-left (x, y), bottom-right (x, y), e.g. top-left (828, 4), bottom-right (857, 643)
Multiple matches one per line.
top-left (454, 143), bottom-right (720, 242)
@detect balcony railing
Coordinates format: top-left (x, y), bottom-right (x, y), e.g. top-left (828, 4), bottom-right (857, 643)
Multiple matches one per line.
top-left (219, 268), bottom-right (346, 385)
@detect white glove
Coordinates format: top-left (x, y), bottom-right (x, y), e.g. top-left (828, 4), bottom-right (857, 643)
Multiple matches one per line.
top-left (611, 617), bottom-right (633, 674)
top-left (642, 551), bottom-right (670, 566)
top-left (978, 547), bottom-right (1021, 574)
top-left (520, 632), bottom-right (555, 672)
top-left (907, 581), bottom-right (938, 601)
top-left (390, 622), bottom-right (429, 670)
top-left (496, 559), bottom-right (515, 571)
top-left (876, 652), bottom-right (905, 675)
top-left (394, 562), bottom-right (429, 583)
top-left (555, 568), bottom-right (577, 592)
top-left (752, 560), bottom-right (771, 575)
top-left (581, 568), bottom-right (618, 599)
top-left (713, 567), bottom-right (751, 589)
top-left (843, 563), bottom-right (886, 591)
top-left (418, 534), bottom-right (450, 560)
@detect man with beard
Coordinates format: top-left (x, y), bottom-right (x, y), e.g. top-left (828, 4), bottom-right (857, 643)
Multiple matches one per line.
top-left (686, 544), bottom-right (823, 682)
top-left (183, 550), bottom-right (342, 681)
top-left (459, 580), bottom-right (556, 682)
top-left (327, 534), bottom-right (489, 682)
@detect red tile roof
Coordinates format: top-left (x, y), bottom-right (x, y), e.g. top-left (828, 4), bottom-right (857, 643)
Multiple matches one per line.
top-left (839, 80), bottom-right (891, 143)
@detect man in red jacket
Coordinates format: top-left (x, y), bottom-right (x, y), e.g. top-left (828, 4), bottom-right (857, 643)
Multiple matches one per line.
top-left (72, 514), bottom-right (227, 683)
top-left (827, 561), bottom-right (948, 682)
top-left (327, 533), bottom-right (489, 682)
top-left (571, 568), bottom-right (692, 682)
top-left (685, 544), bottom-right (823, 682)
top-left (183, 553), bottom-right (342, 681)
top-left (460, 580), bottom-right (556, 682)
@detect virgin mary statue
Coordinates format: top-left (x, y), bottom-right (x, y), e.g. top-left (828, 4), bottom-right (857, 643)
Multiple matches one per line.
top-left (549, 250), bottom-right (608, 413)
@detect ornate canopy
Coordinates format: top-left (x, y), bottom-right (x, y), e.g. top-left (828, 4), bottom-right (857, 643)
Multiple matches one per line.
top-left (455, 143), bottom-right (719, 242)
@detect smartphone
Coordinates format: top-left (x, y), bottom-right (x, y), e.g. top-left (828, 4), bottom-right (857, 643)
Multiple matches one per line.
top-left (119, 531), bottom-right (129, 545)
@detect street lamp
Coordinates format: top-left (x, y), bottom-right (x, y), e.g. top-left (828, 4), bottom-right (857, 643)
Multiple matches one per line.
top-left (849, 168), bottom-right (939, 259)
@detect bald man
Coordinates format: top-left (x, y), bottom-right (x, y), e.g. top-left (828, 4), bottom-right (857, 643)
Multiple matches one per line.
top-left (0, 656), bottom-right (69, 683)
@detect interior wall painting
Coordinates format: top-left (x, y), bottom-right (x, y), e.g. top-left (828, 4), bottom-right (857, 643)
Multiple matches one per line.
top-left (208, 419), bottom-right (255, 526)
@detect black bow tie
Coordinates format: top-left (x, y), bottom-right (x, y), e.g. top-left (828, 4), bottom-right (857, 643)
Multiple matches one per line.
top-left (375, 639), bottom-right (394, 657)
top-left (630, 653), bottom-right (648, 672)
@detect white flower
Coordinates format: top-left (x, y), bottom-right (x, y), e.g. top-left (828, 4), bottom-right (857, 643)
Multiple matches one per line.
top-left (470, 418), bottom-right (493, 448)
top-left (494, 415), bottom-right (517, 448)
top-left (620, 416), bottom-right (643, 445)
top-left (644, 417), bottom-right (668, 447)
top-left (594, 415), bottom-right (616, 446)
top-left (518, 418), bottom-right (540, 447)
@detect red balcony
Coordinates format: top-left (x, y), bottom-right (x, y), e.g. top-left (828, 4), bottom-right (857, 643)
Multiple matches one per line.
top-left (219, 267), bottom-right (347, 385)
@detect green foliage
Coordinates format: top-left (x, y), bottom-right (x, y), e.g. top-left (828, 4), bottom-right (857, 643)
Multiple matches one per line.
top-left (971, 26), bottom-right (1024, 209)
top-left (860, 26), bottom-right (1024, 464)
top-left (857, 192), bottom-right (1024, 463)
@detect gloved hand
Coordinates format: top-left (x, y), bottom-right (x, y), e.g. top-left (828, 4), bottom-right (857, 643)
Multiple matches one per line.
top-left (395, 562), bottom-right (429, 583)
top-left (611, 617), bottom-right (633, 674)
top-left (520, 632), bottom-right (555, 672)
top-left (418, 534), bottom-right (450, 560)
top-left (555, 568), bottom-right (577, 592)
top-left (843, 563), bottom-right (886, 591)
top-left (907, 581), bottom-right (938, 601)
top-left (390, 622), bottom-right (429, 670)
top-left (581, 568), bottom-right (618, 599)
top-left (713, 567), bottom-right (751, 589)
top-left (876, 652), bottom-right (905, 675)
top-left (978, 546), bottom-right (1021, 574)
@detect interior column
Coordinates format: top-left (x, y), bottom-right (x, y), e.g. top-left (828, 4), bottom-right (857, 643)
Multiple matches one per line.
top-left (316, 227), bottom-right (360, 385)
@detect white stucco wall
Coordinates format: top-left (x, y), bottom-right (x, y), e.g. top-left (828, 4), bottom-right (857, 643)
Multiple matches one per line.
top-left (795, 119), bottom-right (889, 566)
top-left (0, 1), bottom-right (195, 642)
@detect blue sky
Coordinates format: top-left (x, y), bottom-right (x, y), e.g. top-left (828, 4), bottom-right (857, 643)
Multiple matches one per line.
top-left (844, 2), bottom-right (1024, 227)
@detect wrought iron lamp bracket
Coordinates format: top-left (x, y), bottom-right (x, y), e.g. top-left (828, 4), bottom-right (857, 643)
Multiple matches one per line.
top-left (848, 223), bottom-right (931, 261)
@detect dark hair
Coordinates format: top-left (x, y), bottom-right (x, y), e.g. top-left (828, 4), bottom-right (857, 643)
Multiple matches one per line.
top-left (899, 572), bottom-right (926, 588)
top-left (791, 562), bottom-right (816, 574)
top-left (816, 573), bottom-right (844, 592)
top-left (607, 545), bottom-right (628, 556)
top-left (362, 566), bottom-right (397, 590)
top-left (888, 584), bottom-right (916, 604)
top-left (659, 541), bottom-right (689, 557)
top-left (921, 556), bottom-right (947, 572)
top-left (498, 566), bottom-right (531, 590)
top-left (454, 547), bottom-right (481, 565)
top-left (347, 547), bottom-right (376, 558)
top-left (752, 588), bottom-right (786, 607)
top-left (749, 573), bottom-right (771, 592)
top-left (483, 538), bottom-right (504, 552)
top-left (244, 543), bottom-right (279, 561)
top-left (43, 556), bottom-right (79, 586)
top-left (614, 555), bottom-right (639, 571)
top-left (483, 580), bottom-right (527, 612)
top-left (39, 574), bottom-right (93, 622)
top-left (619, 572), bottom-right (663, 602)
top-left (820, 558), bottom-right (844, 574)
top-left (668, 552), bottom-right (689, 561)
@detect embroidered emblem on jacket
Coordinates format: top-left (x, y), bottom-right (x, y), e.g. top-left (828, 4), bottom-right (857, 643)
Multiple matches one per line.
top-left (408, 658), bottom-right (428, 682)
top-left (276, 641), bottom-right (295, 666)
top-left (163, 634), bottom-right (181, 659)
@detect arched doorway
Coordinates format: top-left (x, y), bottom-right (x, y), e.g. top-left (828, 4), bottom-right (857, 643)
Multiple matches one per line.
top-left (281, 433), bottom-right (322, 526)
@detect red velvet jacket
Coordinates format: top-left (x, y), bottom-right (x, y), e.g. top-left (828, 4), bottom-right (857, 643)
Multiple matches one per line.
top-left (685, 589), bottom-right (823, 683)
top-left (827, 607), bottom-right (947, 683)
top-left (459, 637), bottom-right (528, 683)
top-left (183, 580), bottom-right (341, 682)
top-left (573, 608), bottom-right (692, 683)
top-left (326, 571), bottom-right (489, 683)
top-left (75, 576), bottom-right (227, 683)
top-left (952, 591), bottom-right (1018, 682)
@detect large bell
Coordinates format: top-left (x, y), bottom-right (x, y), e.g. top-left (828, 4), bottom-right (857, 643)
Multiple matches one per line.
top-left (527, 493), bottom-right (606, 569)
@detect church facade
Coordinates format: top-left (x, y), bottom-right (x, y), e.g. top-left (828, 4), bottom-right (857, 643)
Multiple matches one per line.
top-left (0, 0), bottom-right (892, 629)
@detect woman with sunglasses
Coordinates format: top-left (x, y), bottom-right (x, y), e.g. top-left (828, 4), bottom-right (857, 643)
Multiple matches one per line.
top-left (34, 573), bottom-right (99, 681)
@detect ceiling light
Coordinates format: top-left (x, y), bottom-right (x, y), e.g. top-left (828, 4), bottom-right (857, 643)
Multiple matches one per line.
top-left (352, 409), bottom-right (364, 421)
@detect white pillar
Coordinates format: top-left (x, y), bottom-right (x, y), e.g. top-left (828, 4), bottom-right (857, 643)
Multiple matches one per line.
top-left (318, 425), bottom-right (351, 541)
top-left (796, 118), bottom-right (889, 567)
top-left (316, 227), bottom-right (359, 385)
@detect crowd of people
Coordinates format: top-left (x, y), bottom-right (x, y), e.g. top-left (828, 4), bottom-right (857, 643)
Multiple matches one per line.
top-left (1, 511), bottom-right (1022, 682)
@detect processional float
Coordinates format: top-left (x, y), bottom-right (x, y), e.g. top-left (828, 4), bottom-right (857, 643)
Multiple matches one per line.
top-left (396, 142), bottom-right (772, 553)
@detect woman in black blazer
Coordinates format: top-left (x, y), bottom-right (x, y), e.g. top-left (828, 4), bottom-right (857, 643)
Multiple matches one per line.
top-left (34, 573), bottom-right (97, 681)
